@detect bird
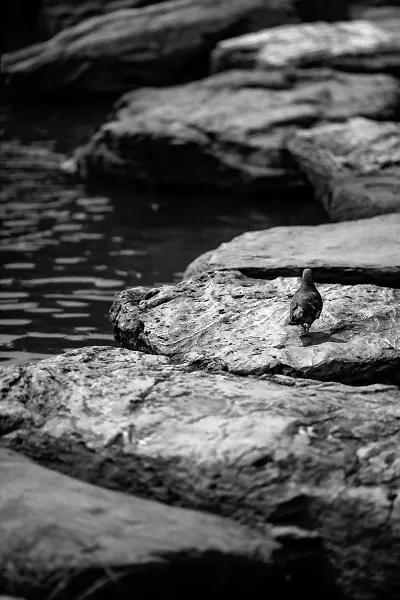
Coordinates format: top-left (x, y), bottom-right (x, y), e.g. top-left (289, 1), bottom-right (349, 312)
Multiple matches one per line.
top-left (289, 268), bottom-right (323, 336)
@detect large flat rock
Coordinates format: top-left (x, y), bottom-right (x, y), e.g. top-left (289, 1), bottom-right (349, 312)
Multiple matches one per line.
top-left (287, 117), bottom-right (400, 221)
top-left (212, 19), bottom-right (400, 76)
top-left (0, 447), bottom-right (283, 599)
top-left (1, 346), bottom-right (400, 599)
top-left (1, 0), bottom-right (297, 96)
top-left (184, 213), bottom-right (400, 286)
top-left (110, 272), bottom-right (400, 384)
top-left (74, 69), bottom-right (400, 191)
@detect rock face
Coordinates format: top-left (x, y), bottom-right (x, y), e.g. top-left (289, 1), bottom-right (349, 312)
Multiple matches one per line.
top-left (0, 446), bottom-right (284, 599)
top-left (74, 69), bottom-right (400, 191)
top-left (183, 213), bottom-right (400, 286)
top-left (212, 19), bottom-right (400, 76)
top-left (1, 346), bottom-right (400, 599)
top-left (287, 117), bottom-right (400, 221)
top-left (109, 272), bottom-right (400, 384)
top-left (1, 0), bottom-right (297, 96)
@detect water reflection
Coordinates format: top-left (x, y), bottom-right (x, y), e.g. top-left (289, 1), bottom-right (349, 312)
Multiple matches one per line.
top-left (1, 102), bottom-right (328, 364)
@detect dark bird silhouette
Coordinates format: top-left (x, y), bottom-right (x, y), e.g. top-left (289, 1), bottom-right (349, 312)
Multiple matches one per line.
top-left (289, 268), bottom-right (323, 335)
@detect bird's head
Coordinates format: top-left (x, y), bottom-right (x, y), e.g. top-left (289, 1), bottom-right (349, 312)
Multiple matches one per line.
top-left (302, 268), bottom-right (314, 285)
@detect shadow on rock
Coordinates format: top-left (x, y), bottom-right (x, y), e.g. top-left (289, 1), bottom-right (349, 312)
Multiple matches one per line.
top-left (300, 332), bottom-right (347, 346)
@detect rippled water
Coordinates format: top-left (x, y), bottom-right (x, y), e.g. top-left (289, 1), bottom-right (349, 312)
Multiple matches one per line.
top-left (0, 101), bottom-right (328, 364)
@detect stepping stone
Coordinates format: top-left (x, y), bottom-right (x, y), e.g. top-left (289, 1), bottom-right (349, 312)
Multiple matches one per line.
top-left (1, 0), bottom-right (297, 95)
top-left (74, 69), bottom-right (400, 191)
top-left (184, 213), bottom-right (400, 287)
top-left (212, 19), bottom-right (400, 75)
top-left (287, 117), bottom-right (400, 221)
top-left (110, 271), bottom-right (400, 384)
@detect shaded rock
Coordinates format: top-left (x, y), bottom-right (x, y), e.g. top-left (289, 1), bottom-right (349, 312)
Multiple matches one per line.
top-left (75, 68), bottom-right (400, 191)
top-left (293, 0), bottom-right (350, 22)
top-left (39, 0), bottom-right (167, 39)
top-left (212, 19), bottom-right (400, 76)
top-left (110, 271), bottom-right (400, 384)
top-left (1, 0), bottom-right (42, 53)
top-left (1, 0), bottom-right (298, 96)
top-left (0, 447), bottom-right (286, 600)
top-left (183, 213), bottom-right (400, 286)
top-left (287, 117), bottom-right (400, 221)
top-left (1, 346), bottom-right (400, 599)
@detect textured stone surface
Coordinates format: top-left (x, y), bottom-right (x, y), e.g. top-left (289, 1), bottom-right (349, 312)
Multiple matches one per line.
top-left (110, 272), bottom-right (400, 384)
top-left (212, 19), bottom-right (400, 75)
top-left (184, 213), bottom-right (400, 286)
top-left (74, 69), bottom-right (400, 191)
top-left (0, 447), bottom-right (283, 599)
top-left (1, 0), bottom-right (297, 96)
top-left (1, 346), bottom-right (400, 599)
top-left (287, 117), bottom-right (400, 221)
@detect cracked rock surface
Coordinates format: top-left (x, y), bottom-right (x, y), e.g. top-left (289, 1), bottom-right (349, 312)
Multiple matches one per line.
top-left (1, 346), bottom-right (399, 600)
top-left (184, 213), bottom-right (400, 286)
top-left (288, 117), bottom-right (400, 221)
top-left (73, 69), bottom-right (400, 191)
top-left (109, 271), bottom-right (400, 385)
top-left (0, 446), bottom-right (287, 600)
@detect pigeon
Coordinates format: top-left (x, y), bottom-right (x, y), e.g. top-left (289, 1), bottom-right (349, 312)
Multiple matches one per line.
top-left (289, 268), bottom-right (323, 335)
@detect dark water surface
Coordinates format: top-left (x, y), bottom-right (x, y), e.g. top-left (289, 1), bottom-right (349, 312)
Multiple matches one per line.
top-left (1, 101), bottom-right (328, 364)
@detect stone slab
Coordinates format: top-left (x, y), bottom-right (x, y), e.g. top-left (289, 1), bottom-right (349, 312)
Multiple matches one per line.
top-left (183, 213), bottom-right (400, 286)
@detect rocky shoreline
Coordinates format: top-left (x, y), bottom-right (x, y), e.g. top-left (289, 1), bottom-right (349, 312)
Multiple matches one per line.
top-left (1, 1), bottom-right (400, 598)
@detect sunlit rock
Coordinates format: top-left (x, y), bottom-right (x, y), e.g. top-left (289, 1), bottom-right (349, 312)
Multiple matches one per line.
top-left (110, 272), bottom-right (400, 384)
top-left (212, 19), bottom-right (400, 75)
top-left (184, 213), bottom-right (400, 286)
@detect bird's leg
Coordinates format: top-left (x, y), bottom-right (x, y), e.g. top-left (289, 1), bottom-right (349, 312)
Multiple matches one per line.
top-left (301, 323), bottom-right (310, 336)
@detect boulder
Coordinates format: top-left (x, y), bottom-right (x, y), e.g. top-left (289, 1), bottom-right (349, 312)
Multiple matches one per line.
top-left (212, 19), bottom-right (400, 76)
top-left (0, 447), bottom-right (285, 599)
top-left (1, 346), bottom-right (400, 599)
top-left (109, 271), bottom-right (400, 384)
top-left (183, 213), bottom-right (400, 286)
top-left (74, 69), bottom-right (400, 191)
top-left (287, 117), bottom-right (400, 221)
top-left (1, 0), bottom-right (297, 96)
